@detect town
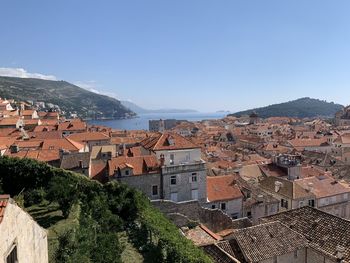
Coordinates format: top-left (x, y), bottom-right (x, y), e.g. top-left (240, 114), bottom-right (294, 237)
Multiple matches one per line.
top-left (1, 96), bottom-right (350, 263)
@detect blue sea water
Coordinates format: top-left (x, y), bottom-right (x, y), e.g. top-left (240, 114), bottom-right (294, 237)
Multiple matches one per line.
top-left (88, 112), bottom-right (227, 130)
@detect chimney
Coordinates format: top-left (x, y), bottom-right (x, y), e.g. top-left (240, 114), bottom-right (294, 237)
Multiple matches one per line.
top-left (256, 194), bottom-right (264, 203)
top-left (336, 246), bottom-right (345, 260)
top-left (10, 144), bottom-right (19, 154)
top-left (307, 182), bottom-right (314, 192)
top-left (275, 181), bottom-right (283, 193)
top-left (159, 154), bottom-right (165, 167)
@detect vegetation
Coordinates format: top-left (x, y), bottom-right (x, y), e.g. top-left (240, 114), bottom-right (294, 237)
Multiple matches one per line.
top-left (0, 76), bottom-right (135, 119)
top-left (230, 97), bottom-right (343, 118)
top-left (0, 156), bottom-right (212, 263)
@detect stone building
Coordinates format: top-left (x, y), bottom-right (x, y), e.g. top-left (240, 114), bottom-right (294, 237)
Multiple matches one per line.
top-left (140, 132), bottom-right (207, 203)
top-left (205, 175), bottom-right (243, 219)
top-left (0, 195), bottom-right (48, 263)
top-left (335, 106), bottom-right (350, 126)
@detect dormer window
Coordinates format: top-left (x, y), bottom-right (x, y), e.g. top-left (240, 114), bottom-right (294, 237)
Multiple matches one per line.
top-left (168, 136), bottom-right (174, 145)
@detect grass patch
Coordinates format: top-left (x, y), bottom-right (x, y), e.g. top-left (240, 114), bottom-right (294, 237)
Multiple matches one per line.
top-left (26, 201), bottom-right (80, 262)
top-left (118, 232), bottom-right (144, 263)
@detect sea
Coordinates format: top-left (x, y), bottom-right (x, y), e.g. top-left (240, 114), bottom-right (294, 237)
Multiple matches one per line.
top-left (88, 112), bottom-right (227, 130)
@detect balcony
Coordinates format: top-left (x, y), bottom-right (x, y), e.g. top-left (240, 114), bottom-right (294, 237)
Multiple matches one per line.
top-left (162, 160), bottom-right (206, 174)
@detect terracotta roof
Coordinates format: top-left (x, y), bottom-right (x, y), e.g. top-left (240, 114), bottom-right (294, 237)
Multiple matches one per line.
top-left (0, 195), bottom-right (10, 224)
top-left (295, 175), bottom-right (350, 199)
top-left (28, 131), bottom-right (62, 140)
top-left (90, 159), bottom-right (108, 183)
top-left (140, 132), bottom-right (200, 151)
top-left (108, 155), bottom-right (159, 176)
top-left (207, 175), bottom-right (243, 202)
top-left (42, 138), bottom-right (84, 151)
top-left (57, 120), bottom-right (87, 131)
top-left (288, 138), bottom-right (329, 149)
top-left (33, 125), bottom-right (57, 132)
top-left (4, 149), bottom-right (60, 162)
top-left (334, 134), bottom-right (350, 144)
top-left (0, 118), bottom-right (20, 126)
top-left (67, 132), bottom-right (110, 142)
top-left (21, 110), bottom-right (36, 116)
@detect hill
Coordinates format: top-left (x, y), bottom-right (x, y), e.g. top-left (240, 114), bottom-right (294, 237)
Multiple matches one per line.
top-left (229, 97), bottom-right (343, 118)
top-left (0, 76), bottom-right (135, 119)
top-left (121, 100), bottom-right (197, 114)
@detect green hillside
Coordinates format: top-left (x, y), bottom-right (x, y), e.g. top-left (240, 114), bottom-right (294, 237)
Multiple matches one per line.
top-left (0, 156), bottom-right (212, 263)
top-left (0, 76), bottom-right (135, 119)
top-left (230, 97), bottom-right (343, 118)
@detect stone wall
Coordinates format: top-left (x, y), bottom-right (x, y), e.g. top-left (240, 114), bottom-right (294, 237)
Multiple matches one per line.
top-left (0, 199), bottom-right (48, 263)
top-left (152, 200), bottom-right (251, 233)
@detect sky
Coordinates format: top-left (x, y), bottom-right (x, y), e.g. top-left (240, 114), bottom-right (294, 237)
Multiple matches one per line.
top-left (1, 0), bottom-right (350, 112)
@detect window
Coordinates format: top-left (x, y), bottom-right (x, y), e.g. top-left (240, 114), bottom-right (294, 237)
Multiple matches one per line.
top-left (308, 199), bottom-right (315, 207)
top-left (299, 201), bottom-right (304, 207)
top-left (191, 173), bottom-right (197, 182)
top-left (247, 211), bottom-right (252, 218)
top-left (152, 185), bottom-right (158, 196)
top-left (344, 193), bottom-right (349, 201)
top-left (170, 192), bottom-right (178, 202)
top-left (294, 250), bottom-right (298, 258)
top-left (281, 199), bottom-right (288, 209)
top-left (231, 213), bottom-right (239, 219)
top-left (211, 204), bottom-right (216, 209)
top-left (220, 203), bottom-right (226, 210)
top-left (125, 170), bottom-right (129, 176)
top-left (170, 154), bottom-right (175, 165)
top-left (6, 245), bottom-right (17, 263)
top-left (191, 189), bottom-right (198, 200)
top-left (273, 256), bottom-right (277, 263)
top-left (170, 175), bottom-right (177, 185)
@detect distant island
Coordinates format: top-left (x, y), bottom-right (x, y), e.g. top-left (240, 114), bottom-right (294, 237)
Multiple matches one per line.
top-left (229, 97), bottom-right (343, 118)
top-left (0, 76), bottom-right (135, 119)
top-left (121, 100), bottom-right (198, 114)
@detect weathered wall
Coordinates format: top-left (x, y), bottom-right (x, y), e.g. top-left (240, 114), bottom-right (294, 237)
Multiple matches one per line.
top-left (152, 200), bottom-right (251, 233)
top-left (0, 200), bottom-right (48, 263)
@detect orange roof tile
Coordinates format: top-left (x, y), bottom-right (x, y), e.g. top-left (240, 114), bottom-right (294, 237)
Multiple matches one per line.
top-left (140, 132), bottom-right (200, 151)
top-left (67, 132), bottom-right (110, 142)
top-left (207, 175), bottom-right (243, 202)
top-left (108, 155), bottom-right (159, 176)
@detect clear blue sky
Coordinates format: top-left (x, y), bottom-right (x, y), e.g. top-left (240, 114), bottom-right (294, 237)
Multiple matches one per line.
top-left (1, 0), bottom-right (350, 112)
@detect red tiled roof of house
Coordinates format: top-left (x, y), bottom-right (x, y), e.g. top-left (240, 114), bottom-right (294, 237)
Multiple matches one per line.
top-left (67, 132), bottom-right (110, 142)
top-left (28, 131), bottom-right (62, 140)
top-left (0, 118), bottom-right (20, 126)
top-left (4, 149), bottom-right (60, 162)
top-left (57, 120), bottom-right (87, 131)
top-left (42, 138), bottom-right (84, 151)
top-left (287, 138), bottom-right (328, 148)
top-left (39, 119), bottom-right (59, 126)
top-left (33, 125), bottom-right (57, 132)
top-left (90, 160), bottom-right (108, 183)
top-left (207, 175), bottom-right (243, 202)
top-left (295, 175), bottom-right (350, 198)
top-left (21, 110), bottom-right (36, 116)
top-left (108, 155), bottom-right (159, 176)
top-left (0, 195), bottom-right (10, 224)
top-left (140, 132), bottom-right (200, 151)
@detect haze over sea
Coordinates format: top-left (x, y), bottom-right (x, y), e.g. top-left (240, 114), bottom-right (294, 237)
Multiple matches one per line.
top-left (88, 112), bottom-right (227, 130)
